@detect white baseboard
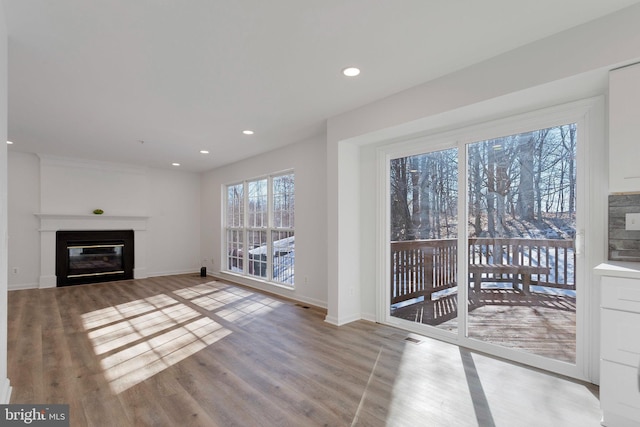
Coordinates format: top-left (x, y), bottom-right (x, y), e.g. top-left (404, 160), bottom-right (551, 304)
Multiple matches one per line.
top-left (288, 295), bottom-right (327, 310)
top-left (324, 312), bottom-right (361, 326)
top-left (8, 282), bottom-right (39, 291)
top-left (38, 275), bottom-right (56, 289)
top-left (210, 272), bottom-right (328, 310)
top-left (145, 269), bottom-right (197, 278)
top-left (360, 312), bottom-right (377, 323)
top-left (0, 378), bottom-right (11, 404)
top-left (324, 315), bottom-right (340, 326)
top-left (133, 267), bottom-right (148, 279)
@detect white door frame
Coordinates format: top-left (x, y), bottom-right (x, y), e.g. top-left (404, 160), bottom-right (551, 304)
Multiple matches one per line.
top-left (376, 97), bottom-right (605, 382)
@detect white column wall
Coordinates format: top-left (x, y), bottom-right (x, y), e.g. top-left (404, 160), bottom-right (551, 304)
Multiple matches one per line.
top-left (145, 167), bottom-right (201, 277)
top-left (0, 0), bottom-right (11, 404)
top-left (7, 152), bottom-right (39, 289)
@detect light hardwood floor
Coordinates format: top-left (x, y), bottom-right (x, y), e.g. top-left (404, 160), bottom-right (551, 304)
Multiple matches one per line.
top-left (8, 274), bottom-right (601, 426)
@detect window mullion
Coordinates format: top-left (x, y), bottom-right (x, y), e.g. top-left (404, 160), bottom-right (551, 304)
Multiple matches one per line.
top-left (267, 175), bottom-right (273, 282)
top-left (243, 180), bottom-right (249, 276)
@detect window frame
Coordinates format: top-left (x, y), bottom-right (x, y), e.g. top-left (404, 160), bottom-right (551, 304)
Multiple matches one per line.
top-left (376, 97), bottom-right (604, 382)
top-left (223, 170), bottom-right (295, 287)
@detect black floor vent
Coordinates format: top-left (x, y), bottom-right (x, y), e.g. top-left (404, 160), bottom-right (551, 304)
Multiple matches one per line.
top-left (404, 336), bottom-right (423, 344)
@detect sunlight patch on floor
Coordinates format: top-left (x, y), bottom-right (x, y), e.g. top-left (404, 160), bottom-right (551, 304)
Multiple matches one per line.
top-left (82, 281), bottom-right (285, 394)
top-left (100, 317), bottom-right (230, 393)
top-left (81, 294), bottom-right (177, 330)
top-left (175, 281), bottom-right (282, 326)
top-left (82, 290), bottom-right (232, 394)
top-left (173, 282), bottom-right (223, 299)
top-left (88, 303), bottom-right (202, 355)
top-left (216, 295), bottom-right (283, 325)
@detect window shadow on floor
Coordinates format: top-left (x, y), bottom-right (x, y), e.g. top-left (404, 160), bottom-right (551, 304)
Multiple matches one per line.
top-left (459, 347), bottom-right (496, 427)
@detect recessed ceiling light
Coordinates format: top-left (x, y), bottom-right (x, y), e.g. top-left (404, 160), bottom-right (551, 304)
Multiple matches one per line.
top-left (6, 141), bottom-right (13, 145)
top-left (242, 130), bottom-right (254, 135)
top-left (200, 150), bottom-right (209, 154)
top-left (342, 67), bottom-right (360, 77)
top-left (172, 163), bottom-right (180, 166)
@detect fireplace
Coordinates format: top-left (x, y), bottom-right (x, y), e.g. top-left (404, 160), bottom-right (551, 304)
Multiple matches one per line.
top-left (56, 230), bottom-right (134, 286)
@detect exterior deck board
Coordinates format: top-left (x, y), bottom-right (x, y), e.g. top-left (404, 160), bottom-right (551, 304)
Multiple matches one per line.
top-left (391, 288), bottom-right (576, 362)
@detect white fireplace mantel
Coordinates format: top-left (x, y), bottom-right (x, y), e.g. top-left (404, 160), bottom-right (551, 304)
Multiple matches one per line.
top-left (35, 213), bottom-right (150, 288)
top-left (35, 213), bottom-right (149, 231)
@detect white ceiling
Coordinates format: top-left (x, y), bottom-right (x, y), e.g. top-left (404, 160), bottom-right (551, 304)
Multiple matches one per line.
top-left (4, 0), bottom-right (640, 172)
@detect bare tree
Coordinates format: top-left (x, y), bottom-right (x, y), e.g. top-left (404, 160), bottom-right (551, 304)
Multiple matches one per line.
top-left (559, 124), bottom-right (577, 215)
top-left (516, 132), bottom-right (536, 220)
top-left (390, 157), bottom-right (412, 240)
top-left (468, 144), bottom-right (483, 236)
top-left (418, 155), bottom-right (432, 239)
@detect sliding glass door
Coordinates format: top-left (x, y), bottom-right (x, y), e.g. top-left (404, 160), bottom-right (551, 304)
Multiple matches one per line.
top-left (465, 126), bottom-right (577, 364)
top-left (384, 107), bottom-right (589, 377)
top-left (390, 147), bottom-right (459, 333)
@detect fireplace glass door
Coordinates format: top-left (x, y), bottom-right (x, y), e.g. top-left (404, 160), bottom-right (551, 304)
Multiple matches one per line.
top-left (67, 243), bottom-right (125, 278)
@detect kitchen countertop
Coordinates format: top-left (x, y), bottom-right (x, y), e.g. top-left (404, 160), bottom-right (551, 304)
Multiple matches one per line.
top-left (595, 261), bottom-right (640, 279)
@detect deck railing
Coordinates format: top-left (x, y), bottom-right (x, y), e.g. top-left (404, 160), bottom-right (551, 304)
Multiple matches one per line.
top-left (391, 238), bottom-right (575, 305)
top-left (390, 239), bottom-right (457, 304)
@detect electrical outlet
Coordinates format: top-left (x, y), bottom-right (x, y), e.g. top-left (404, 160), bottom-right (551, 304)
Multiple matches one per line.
top-left (626, 213), bottom-right (640, 231)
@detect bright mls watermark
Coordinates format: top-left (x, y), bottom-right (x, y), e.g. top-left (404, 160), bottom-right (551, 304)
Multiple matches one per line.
top-left (0, 405), bottom-right (69, 426)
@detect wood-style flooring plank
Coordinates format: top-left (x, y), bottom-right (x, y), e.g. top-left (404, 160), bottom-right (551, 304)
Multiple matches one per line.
top-left (7, 274), bottom-right (601, 427)
top-left (8, 289), bottom-right (44, 403)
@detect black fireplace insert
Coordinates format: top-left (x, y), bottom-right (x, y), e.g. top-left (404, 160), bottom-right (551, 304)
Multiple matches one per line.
top-left (56, 230), bottom-right (134, 286)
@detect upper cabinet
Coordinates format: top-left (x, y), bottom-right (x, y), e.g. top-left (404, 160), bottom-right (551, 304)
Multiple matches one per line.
top-left (609, 63), bottom-right (640, 194)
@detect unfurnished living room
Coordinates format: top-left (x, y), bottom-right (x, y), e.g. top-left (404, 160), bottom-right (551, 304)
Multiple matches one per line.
top-left (1, 1), bottom-right (640, 426)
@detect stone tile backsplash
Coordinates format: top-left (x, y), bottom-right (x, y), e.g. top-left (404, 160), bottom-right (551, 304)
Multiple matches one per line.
top-left (609, 194), bottom-right (640, 262)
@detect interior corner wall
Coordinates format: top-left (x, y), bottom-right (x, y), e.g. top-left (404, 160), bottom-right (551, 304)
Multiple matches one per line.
top-left (7, 152), bottom-right (39, 289)
top-left (200, 135), bottom-right (328, 309)
top-left (145, 167), bottom-right (201, 277)
top-left (325, 140), bottom-right (361, 325)
top-left (326, 3), bottom-right (640, 326)
top-left (358, 143), bottom-right (378, 322)
top-left (0, 0), bottom-right (11, 404)
top-left (7, 154), bottom-right (202, 289)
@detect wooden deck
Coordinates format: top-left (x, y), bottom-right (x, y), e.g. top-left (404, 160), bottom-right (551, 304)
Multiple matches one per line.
top-left (391, 288), bottom-right (576, 362)
top-left (391, 238), bottom-right (576, 306)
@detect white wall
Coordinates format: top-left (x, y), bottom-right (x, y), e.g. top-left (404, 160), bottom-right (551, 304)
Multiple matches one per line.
top-left (0, 0), bottom-right (10, 404)
top-left (146, 167), bottom-right (201, 276)
top-left (201, 135), bottom-right (327, 308)
top-left (7, 153), bottom-right (201, 289)
top-left (39, 155), bottom-right (149, 216)
top-left (7, 152), bottom-right (39, 289)
top-left (326, 2), bottom-right (640, 326)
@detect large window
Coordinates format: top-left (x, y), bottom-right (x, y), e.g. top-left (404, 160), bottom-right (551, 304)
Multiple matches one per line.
top-left (225, 172), bottom-right (295, 286)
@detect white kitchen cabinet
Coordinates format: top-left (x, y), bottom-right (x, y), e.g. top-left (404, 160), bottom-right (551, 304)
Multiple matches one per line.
top-left (596, 263), bottom-right (640, 427)
top-left (609, 63), bottom-right (640, 193)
